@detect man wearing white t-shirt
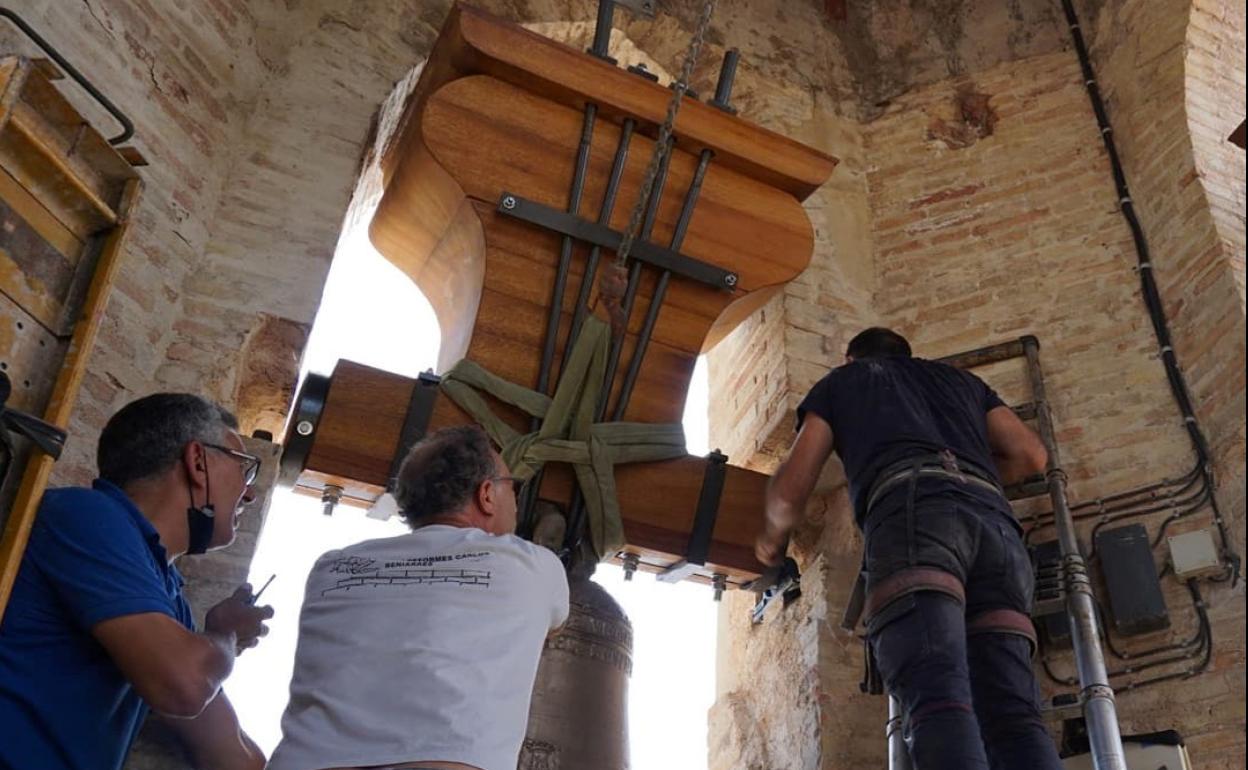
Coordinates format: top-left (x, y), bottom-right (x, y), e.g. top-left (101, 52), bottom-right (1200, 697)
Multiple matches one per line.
top-left (268, 425), bottom-right (570, 770)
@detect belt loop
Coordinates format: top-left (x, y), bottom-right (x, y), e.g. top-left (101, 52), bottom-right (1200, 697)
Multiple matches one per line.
top-left (905, 459), bottom-right (922, 566)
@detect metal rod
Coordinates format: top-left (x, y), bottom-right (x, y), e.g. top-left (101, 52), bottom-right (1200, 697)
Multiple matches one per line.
top-left (538, 104), bottom-right (597, 397)
top-left (709, 48), bottom-right (740, 113)
top-left (612, 148), bottom-right (713, 421)
top-left (597, 138), bottom-right (674, 420)
top-left (590, 0), bottom-right (615, 60)
top-left (520, 104), bottom-right (599, 535)
top-left (0, 8), bottom-right (135, 145)
top-left (562, 118), bottom-right (635, 375)
top-left (887, 695), bottom-right (912, 770)
top-left (1023, 338), bottom-right (1127, 770)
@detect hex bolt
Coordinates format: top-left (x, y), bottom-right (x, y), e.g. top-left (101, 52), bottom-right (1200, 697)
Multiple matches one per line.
top-left (321, 484), bottom-right (344, 517)
top-left (502, 195), bottom-right (517, 210)
top-left (712, 573), bottom-right (728, 602)
top-left (621, 552), bottom-right (640, 581)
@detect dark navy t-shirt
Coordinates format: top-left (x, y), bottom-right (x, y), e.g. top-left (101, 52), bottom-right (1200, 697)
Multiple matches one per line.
top-left (0, 480), bottom-right (194, 770)
top-left (797, 356), bottom-right (1009, 525)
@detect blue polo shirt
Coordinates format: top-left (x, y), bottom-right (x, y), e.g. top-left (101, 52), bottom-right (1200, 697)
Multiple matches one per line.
top-left (0, 480), bottom-right (194, 770)
top-left (797, 356), bottom-right (1010, 526)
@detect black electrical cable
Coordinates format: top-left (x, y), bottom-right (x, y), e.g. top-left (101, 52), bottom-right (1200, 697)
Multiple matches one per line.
top-left (1024, 465), bottom-right (1204, 537)
top-left (1041, 581), bottom-right (1213, 694)
top-left (1060, 0), bottom-right (1240, 584)
top-left (1024, 471), bottom-right (1209, 547)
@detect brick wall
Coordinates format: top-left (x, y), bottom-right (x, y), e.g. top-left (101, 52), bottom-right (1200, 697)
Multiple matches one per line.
top-left (1186, 0), bottom-right (1246, 307)
top-left (710, 7), bottom-right (1245, 765)
top-left (5, 1), bottom-right (1243, 767)
top-left (1, 0), bottom-right (278, 484)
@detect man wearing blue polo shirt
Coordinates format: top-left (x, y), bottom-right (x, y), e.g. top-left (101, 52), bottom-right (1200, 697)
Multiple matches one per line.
top-left (0, 393), bottom-right (275, 770)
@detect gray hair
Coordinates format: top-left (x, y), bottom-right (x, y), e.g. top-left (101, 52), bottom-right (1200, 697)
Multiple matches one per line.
top-left (394, 425), bottom-right (496, 527)
top-left (97, 393), bottom-right (238, 487)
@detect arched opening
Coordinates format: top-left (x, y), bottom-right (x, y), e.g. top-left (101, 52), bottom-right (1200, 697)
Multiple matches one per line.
top-left (231, 24), bottom-right (719, 765)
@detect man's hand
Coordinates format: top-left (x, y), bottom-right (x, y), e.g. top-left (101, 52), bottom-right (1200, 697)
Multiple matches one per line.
top-left (756, 414), bottom-right (835, 568)
top-left (205, 585), bottom-right (273, 654)
top-left (754, 525), bottom-right (789, 567)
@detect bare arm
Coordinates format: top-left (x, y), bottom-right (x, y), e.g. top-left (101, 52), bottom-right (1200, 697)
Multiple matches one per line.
top-left (985, 405), bottom-right (1048, 485)
top-left (92, 613), bottom-right (236, 719)
top-left (756, 414), bottom-right (836, 565)
top-left (159, 690), bottom-right (265, 770)
top-left (92, 586), bottom-right (273, 719)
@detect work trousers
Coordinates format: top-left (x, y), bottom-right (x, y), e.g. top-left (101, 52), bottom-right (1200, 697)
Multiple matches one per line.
top-left (864, 495), bottom-right (1065, 770)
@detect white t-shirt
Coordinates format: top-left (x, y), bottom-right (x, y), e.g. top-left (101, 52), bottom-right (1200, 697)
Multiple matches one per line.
top-left (267, 525), bottom-right (570, 770)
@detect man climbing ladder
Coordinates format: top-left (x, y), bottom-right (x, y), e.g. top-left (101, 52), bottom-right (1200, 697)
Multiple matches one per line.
top-left (755, 327), bottom-right (1064, 770)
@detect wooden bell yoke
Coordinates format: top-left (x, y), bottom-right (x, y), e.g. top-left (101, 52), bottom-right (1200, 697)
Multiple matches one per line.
top-left (278, 3), bottom-right (836, 588)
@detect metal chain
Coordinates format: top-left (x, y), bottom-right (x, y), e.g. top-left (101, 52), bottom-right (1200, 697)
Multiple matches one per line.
top-left (613, 0), bottom-right (718, 268)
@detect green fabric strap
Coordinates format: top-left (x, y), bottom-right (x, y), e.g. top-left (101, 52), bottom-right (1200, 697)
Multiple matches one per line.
top-left (439, 315), bottom-right (686, 558)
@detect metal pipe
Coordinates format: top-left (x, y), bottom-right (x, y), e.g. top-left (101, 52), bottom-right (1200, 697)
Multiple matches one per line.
top-left (887, 695), bottom-right (912, 770)
top-left (562, 118), bottom-right (635, 375)
top-left (612, 148), bottom-right (712, 421)
top-left (1023, 338), bottom-right (1126, 770)
top-left (0, 8), bottom-right (135, 145)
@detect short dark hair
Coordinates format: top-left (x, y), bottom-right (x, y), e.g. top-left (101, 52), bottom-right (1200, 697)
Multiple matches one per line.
top-left (97, 393), bottom-right (238, 487)
top-left (394, 425), bottom-right (496, 527)
top-left (846, 327), bottom-right (912, 359)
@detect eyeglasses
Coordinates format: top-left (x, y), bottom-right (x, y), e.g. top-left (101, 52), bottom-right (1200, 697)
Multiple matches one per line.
top-left (204, 443), bottom-right (262, 486)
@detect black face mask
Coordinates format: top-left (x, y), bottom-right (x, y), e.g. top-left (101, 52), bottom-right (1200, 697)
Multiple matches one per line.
top-left (185, 459), bottom-right (216, 556)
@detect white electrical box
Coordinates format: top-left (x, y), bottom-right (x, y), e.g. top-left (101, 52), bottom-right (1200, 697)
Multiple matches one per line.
top-left (1063, 740), bottom-right (1193, 769)
top-left (1167, 529), bottom-right (1221, 579)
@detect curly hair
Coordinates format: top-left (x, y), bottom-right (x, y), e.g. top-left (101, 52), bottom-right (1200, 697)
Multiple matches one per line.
top-left (394, 425), bottom-right (497, 526)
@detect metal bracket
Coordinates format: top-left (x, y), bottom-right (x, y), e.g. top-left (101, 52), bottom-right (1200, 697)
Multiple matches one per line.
top-left (278, 372), bottom-right (331, 487)
top-left (658, 449), bottom-right (728, 583)
top-left (626, 63), bottom-right (660, 83)
top-left (498, 193), bottom-right (738, 291)
top-left (746, 556), bottom-right (802, 624)
top-left (385, 370), bottom-right (442, 490)
top-left (0, 372), bottom-right (67, 460)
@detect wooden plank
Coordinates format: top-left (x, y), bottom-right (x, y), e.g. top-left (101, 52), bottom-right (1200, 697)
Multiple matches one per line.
top-left (0, 58), bottom-right (27, 132)
top-left (0, 167), bottom-right (82, 259)
top-left (0, 178), bottom-right (141, 619)
top-left (299, 359), bottom-right (768, 582)
top-left (438, 3), bottom-right (838, 200)
top-left (420, 75), bottom-right (814, 296)
top-left (0, 170), bottom-right (85, 330)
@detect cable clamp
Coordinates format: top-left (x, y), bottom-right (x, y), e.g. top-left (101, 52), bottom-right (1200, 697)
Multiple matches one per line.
top-left (1119, 195), bottom-right (1132, 205)
top-left (1160, 345), bottom-right (1173, 354)
top-left (1102, 126), bottom-right (1113, 135)
top-left (1184, 415), bottom-right (1197, 424)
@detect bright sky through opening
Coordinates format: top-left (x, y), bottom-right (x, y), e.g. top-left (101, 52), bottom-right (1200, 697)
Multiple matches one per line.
top-left (228, 226), bottom-right (716, 770)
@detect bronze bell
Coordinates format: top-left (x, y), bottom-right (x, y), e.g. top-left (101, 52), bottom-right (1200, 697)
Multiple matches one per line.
top-left (520, 573), bottom-right (632, 769)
